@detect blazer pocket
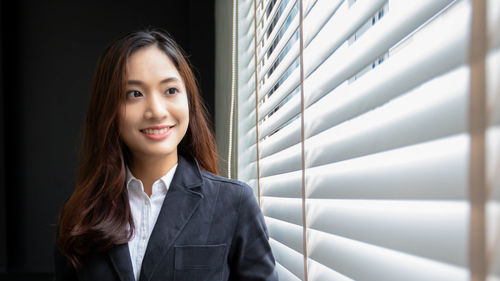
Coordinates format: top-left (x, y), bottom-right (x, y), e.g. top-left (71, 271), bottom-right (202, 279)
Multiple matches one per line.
top-left (174, 244), bottom-right (226, 269)
top-left (174, 244), bottom-right (226, 281)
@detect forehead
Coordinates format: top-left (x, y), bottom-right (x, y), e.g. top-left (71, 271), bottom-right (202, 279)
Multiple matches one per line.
top-left (126, 45), bottom-right (182, 81)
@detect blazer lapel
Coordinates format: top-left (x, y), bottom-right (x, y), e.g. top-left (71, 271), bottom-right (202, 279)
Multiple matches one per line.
top-left (139, 155), bottom-right (204, 281)
top-left (108, 243), bottom-right (135, 281)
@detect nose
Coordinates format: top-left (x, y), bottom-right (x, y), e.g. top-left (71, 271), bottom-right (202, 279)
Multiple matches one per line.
top-left (144, 92), bottom-right (168, 120)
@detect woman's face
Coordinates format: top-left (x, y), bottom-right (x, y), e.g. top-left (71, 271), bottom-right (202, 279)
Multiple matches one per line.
top-left (119, 44), bottom-right (189, 162)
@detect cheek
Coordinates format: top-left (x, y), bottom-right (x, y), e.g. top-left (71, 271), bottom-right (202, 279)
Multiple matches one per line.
top-left (118, 105), bottom-right (138, 135)
top-left (177, 95), bottom-right (190, 125)
top-left (118, 107), bottom-right (127, 135)
top-left (183, 101), bottom-right (190, 125)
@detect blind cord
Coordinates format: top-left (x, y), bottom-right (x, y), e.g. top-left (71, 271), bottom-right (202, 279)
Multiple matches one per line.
top-left (468, 0), bottom-right (487, 280)
top-left (228, 0), bottom-right (238, 179)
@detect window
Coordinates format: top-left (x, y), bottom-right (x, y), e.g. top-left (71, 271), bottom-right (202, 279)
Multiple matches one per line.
top-left (233, 0), bottom-right (499, 280)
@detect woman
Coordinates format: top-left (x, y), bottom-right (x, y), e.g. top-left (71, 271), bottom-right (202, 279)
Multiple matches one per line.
top-left (55, 28), bottom-right (278, 281)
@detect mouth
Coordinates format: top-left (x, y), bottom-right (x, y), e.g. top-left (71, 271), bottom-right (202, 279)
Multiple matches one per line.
top-left (140, 127), bottom-right (170, 135)
top-left (139, 125), bottom-right (174, 139)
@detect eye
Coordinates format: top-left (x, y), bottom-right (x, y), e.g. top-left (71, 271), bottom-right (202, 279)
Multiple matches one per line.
top-left (165, 87), bottom-right (179, 95)
top-left (125, 90), bottom-right (143, 98)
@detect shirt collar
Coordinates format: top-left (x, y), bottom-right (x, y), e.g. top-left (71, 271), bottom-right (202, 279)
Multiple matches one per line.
top-left (126, 164), bottom-right (178, 195)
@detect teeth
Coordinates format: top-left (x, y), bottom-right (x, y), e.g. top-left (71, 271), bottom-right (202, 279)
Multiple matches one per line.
top-left (142, 128), bottom-right (169, 135)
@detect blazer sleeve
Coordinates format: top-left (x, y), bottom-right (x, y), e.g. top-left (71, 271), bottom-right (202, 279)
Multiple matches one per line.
top-left (54, 241), bottom-right (78, 281)
top-left (229, 184), bottom-right (279, 281)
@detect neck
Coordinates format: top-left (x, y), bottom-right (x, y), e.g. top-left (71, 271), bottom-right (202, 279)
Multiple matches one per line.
top-left (128, 152), bottom-right (178, 197)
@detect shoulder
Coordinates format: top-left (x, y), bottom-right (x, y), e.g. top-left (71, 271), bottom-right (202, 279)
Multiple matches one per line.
top-left (200, 171), bottom-right (257, 204)
top-left (201, 171), bottom-right (251, 191)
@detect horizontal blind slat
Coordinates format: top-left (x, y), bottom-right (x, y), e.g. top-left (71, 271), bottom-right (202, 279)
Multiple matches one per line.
top-left (239, 143), bottom-right (257, 164)
top-left (255, 0), bottom-right (344, 120)
top-left (307, 258), bottom-right (355, 281)
top-left (307, 199), bottom-right (468, 266)
top-left (307, 229), bottom-right (468, 281)
top-left (259, 141), bottom-right (301, 177)
top-left (487, 49), bottom-right (500, 126)
top-left (256, 0), bottom-right (293, 44)
top-left (237, 160), bottom-right (257, 183)
top-left (259, 3), bottom-right (470, 159)
top-left (257, 0), bottom-right (298, 70)
top-left (238, 69), bottom-right (254, 89)
top-left (487, 0), bottom-right (500, 50)
top-left (259, 119), bottom-right (301, 158)
top-left (256, 0), bottom-right (346, 111)
top-left (303, 0), bottom-right (386, 77)
top-left (302, 0), bottom-right (344, 46)
top-left (258, 47), bottom-right (300, 103)
top-left (258, 65), bottom-right (300, 120)
top-left (257, 0), bottom-right (343, 84)
top-left (258, 0), bottom-right (286, 38)
top-left (238, 30), bottom-right (255, 54)
top-left (239, 90), bottom-right (255, 108)
top-left (258, 26), bottom-right (300, 86)
top-left (259, 66), bottom-right (468, 177)
top-left (261, 170), bottom-right (302, 198)
top-left (246, 179), bottom-right (258, 194)
top-left (486, 127), bottom-right (500, 200)
top-left (487, 125), bottom-right (500, 279)
top-left (261, 197), bottom-right (303, 225)
top-left (238, 54), bottom-right (255, 78)
top-left (305, 0), bottom-right (458, 107)
top-left (304, 12), bottom-right (468, 135)
top-left (305, 67), bottom-right (468, 169)
top-left (269, 238), bottom-right (305, 280)
top-left (307, 134), bottom-right (468, 200)
top-left (239, 0), bottom-right (254, 21)
top-left (259, 91), bottom-right (300, 139)
top-left (239, 74), bottom-right (255, 94)
top-left (260, 8), bottom-right (469, 150)
top-left (238, 124), bottom-right (256, 145)
top-left (239, 24), bottom-right (254, 55)
top-left (486, 202), bottom-right (500, 279)
top-left (239, 112), bottom-right (256, 133)
top-left (265, 216), bottom-right (304, 254)
top-left (275, 262), bottom-right (302, 281)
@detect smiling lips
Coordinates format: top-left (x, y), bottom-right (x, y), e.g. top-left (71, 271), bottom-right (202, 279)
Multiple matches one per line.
top-left (140, 125), bottom-right (173, 140)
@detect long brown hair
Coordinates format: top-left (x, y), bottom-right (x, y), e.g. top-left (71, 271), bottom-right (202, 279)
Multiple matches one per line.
top-left (58, 28), bottom-right (218, 268)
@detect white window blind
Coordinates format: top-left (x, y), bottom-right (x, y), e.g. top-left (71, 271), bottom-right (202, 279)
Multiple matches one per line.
top-left (234, 0), bottom-right (499, 280)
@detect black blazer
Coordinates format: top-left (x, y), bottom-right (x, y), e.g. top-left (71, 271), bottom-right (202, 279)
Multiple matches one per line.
top-left (54, 155), bottom-right (278, 281)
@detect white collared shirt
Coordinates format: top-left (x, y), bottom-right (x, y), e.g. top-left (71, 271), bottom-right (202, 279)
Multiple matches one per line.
top-left (126, 164), bottom-right (177, 281)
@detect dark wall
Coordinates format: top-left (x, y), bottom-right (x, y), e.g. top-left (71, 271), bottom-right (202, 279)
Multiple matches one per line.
top-left (0, 0), bottom-right (214, 278)
top-left (0, 0), bottom-right (6, 275)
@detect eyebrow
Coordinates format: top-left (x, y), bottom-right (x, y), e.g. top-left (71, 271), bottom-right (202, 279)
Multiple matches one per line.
top-left (127, 77), bottom-right (181, 85)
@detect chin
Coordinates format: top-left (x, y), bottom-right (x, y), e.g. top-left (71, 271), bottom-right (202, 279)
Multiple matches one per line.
top-left (148, 149), bottom-right (178, 158)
